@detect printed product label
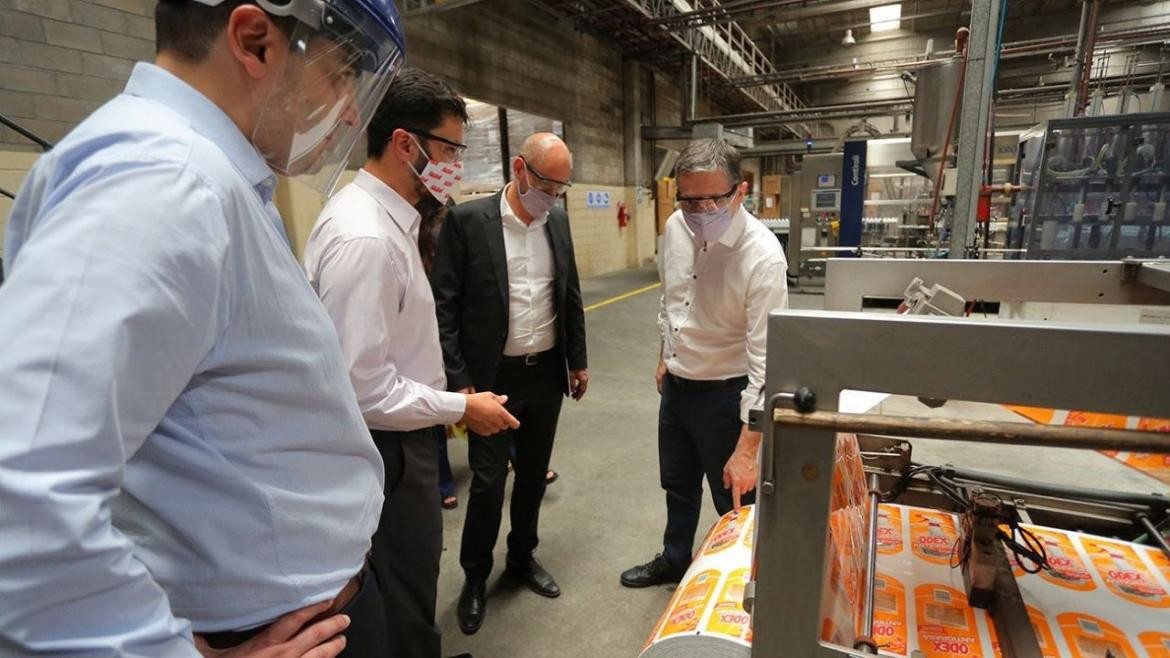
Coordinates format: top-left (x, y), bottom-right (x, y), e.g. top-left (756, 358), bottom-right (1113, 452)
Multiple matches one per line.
top-left (1056, 612), bottom-right (1137, 658)
top-left (1013, 527), bottom-right (1096, 591)
top-left (872, 572), bottom-right (908, 656)
top-left (660, 569), bottom-right (720, 637)
top-left (910, 510), bottom-right (959, 565)
top-left (705, 507), bottom-right (751, 554)
top-left (1145, 546), bottom-right (1170, 584)
top-left (1139, 631), bottom-right (1170, 658)
top-left (914, 585), bottom-right (981, 658)
top-left (877, 504), bottom-right (904, 556)
top-left (1026, 605), bottom-right (1061, 658)
top-left (704, 568), bottom-right (751, 641)
top-left (1082, 537), bottom-right (1170, 608)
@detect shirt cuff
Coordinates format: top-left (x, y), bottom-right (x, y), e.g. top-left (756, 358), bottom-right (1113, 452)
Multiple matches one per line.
top-left (438, 390), bottom-right (467, 426)
top-left (739, 389), bottom-right (762, 425)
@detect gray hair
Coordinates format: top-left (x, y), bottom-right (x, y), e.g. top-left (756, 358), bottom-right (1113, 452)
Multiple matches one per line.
top-left (675, 138), bottom-right (742, 186)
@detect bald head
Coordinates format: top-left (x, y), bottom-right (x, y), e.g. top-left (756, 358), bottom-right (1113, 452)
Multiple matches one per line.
top-left (515, 132), bottom-right (572, 185)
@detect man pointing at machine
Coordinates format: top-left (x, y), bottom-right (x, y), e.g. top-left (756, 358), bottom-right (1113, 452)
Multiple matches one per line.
top-left (621, 138), bottom-right (789, 589)
top-left (0, 0), bottom-right (407, 655)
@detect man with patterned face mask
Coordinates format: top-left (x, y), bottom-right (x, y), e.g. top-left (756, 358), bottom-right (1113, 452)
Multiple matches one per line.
top-left (0, 1), bottom-right (405, 656)
top-left (304, 68), bottom-right (518, 658)
top-left (432, 133), bottom-right (588, 635)
top-left (621, 138), bottom-right (788, 589)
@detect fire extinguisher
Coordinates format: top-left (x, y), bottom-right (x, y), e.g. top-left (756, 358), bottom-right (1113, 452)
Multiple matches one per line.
top-left (617, 201), bottom-right (629, 229)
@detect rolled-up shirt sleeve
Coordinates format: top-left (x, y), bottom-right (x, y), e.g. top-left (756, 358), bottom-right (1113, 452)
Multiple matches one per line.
top-left (740, 256), bottom-right (790, 424)
top-left (313, 236), bottom-right (466, 430)
top-left (0, 162), bottom-right (225, 656)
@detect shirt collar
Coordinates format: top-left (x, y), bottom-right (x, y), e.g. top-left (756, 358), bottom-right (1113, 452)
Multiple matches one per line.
top-left (354, 168), bottom-right (422, 237)
top-left (123, 63), bottom-right (276, 200)
top-left (500, 183), bottom-right (548, 229)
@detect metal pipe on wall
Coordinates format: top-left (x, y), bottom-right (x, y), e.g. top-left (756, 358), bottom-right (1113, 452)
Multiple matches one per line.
top-left (1076, 0), bottom-right (1103, 116)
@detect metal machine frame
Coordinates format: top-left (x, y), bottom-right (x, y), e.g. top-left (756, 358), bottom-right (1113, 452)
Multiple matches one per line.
top-left (823, 257), bottom-right (1170, 312)
top-left (749, 311), bottom-right (1170, 657)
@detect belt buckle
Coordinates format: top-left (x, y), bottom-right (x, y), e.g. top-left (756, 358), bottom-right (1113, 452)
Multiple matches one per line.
top-left (524, 353), bottom-right (538, 366)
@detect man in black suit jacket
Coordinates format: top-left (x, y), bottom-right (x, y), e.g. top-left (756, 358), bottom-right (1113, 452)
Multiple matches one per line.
top-left (432, 132), bottom-right (588, 636)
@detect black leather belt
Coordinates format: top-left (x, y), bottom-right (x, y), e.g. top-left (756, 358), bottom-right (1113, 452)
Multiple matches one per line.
top-left (500, 349), bottom-right (556, 366)
top-left (668, 373), bottom-right (748, 391)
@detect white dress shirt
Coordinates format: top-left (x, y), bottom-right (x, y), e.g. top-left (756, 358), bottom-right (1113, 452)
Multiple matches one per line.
top-left (305, 169), bottom-right (466, 431)
top-left (501, 187), bottom-right (558, 356)
top-left (658, 206), bottom-right (789, 423)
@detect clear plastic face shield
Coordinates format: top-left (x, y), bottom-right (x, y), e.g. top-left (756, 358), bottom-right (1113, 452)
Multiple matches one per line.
top-left (252, 3), bottom-right (404, 196)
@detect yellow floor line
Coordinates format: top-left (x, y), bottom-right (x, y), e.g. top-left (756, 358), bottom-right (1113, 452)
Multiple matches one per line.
top-left (584, 281), bottom-right (661, 313)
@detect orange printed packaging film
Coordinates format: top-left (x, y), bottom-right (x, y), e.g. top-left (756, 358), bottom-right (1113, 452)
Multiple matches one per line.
top-left (910, 509), bottom-right (959, 566)
top-left (1146, 545), bottom-right (1170, 584)
top-left (704, 567), bottom-right (752, 642)
top-left (659, 569), bottom-right (721, 638)
top-left (1081, 536), bottom-right (1170, 608)
top-left (914, 584), bottom-right (983, 658)
top-left (1056, 612), bottom-right (1138, 658)
top-left (701, 506), bottom-right (751, 555)
top-left (872, 572), bottom-right (908, 657)
top-left (819, 433), bottom-right (870, 651)
top-left (877, 505), bottom-right (904, 556)
top-left (1025, 605), bottom-right (1061, 658)
top-left (1141, 631), bottom-right (1170, 658)
top-left (1009, 527), bottom-right (1096, 592)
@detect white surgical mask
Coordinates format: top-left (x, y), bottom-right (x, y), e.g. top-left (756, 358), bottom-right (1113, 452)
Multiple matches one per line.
top-left (682, 205), bottom-right (734, 243)
top-left (517, 174), bottom-right (558, 218)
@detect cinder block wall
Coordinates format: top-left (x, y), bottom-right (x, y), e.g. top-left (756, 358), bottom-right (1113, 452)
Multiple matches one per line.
top-left (1, 0), bottom-right (154, 150)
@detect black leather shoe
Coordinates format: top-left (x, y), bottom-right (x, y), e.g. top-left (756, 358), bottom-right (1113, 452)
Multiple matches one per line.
top-left (620, 554), bottom-right (687, 588)
top-left (505, 557), bottom-right (561, 598)
top-left (457, 580), bottom-right (486, 635)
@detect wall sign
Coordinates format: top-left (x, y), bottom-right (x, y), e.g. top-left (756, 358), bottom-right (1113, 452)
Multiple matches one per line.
top-left (586, 191), bottom-right (612, 209)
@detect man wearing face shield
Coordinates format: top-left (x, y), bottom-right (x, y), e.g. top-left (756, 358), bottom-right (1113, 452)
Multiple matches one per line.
top-left (0, 1), bottom-right (406, 657)
top-left (620, 138), bottom-right (788, 589)
top-left (304, 68), bottom-right (518, 658)
top-left (431, 133), bottom-right (589, 635)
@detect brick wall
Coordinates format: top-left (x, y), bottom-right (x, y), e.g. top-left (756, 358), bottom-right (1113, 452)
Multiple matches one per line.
top-left (0, 0), bottom-right (154, 150)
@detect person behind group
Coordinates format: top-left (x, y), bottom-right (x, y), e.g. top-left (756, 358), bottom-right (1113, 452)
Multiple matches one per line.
top-left (303, 67), bottom-right (518, 658)
top-left (432, 132), bottom-right (589, 636)
top-left (620, 138), bottom-right (789, 588)
top-left (0, 0), bottom-right (409, 655)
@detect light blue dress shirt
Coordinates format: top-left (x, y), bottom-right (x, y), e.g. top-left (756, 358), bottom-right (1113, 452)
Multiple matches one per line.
top-left (0, 63), bottom-right (384, 656)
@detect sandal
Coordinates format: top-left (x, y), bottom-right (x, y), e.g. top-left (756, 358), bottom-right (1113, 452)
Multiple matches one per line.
top-left (442, 496), bottom-right (459, 510)
top-left (545, 470), bottom-right (559, 485)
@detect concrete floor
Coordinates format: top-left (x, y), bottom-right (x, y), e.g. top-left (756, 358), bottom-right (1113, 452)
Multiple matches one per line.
top-left (434, 266), bottom-right (1169, 658)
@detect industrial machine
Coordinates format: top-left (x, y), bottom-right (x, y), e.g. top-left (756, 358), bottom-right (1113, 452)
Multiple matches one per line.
top-left (743, 259), bottom-right (1170, 657)
top-left (1007, 112), bottom-right (1170, 259)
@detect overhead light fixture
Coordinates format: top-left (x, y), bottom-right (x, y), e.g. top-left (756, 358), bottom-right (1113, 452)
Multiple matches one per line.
top-left (869, 3), bottom-right (902, 32)
top-left (842, 28), bottom-right (856, 46)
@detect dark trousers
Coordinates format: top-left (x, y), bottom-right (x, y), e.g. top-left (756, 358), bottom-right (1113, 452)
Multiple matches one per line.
top-left (438, 431), bottom-right (454, 499)
top-left (370, 427), bottom-right (443, 658)
top-left (460, 353), bottom-right (564, 582)
top-left (336, 563), bottom-right (390, 657)
top-left (659, 373), bottom-right (754, 571)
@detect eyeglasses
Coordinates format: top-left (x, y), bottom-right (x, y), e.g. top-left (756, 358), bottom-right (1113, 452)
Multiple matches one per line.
top-left (521, 156), bottom-right (572, 196)
top-left (676, 184), bottom-right (739, 212)
top-left (407, 129), bottom-right (467, 162)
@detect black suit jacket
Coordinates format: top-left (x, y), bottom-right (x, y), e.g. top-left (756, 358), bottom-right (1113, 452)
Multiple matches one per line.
top-left (432, 191), bottom-right (587, 396)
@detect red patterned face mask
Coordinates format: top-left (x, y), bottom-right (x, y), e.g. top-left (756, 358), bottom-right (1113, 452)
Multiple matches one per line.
top-left (408, 135), bottom-right (463, 204)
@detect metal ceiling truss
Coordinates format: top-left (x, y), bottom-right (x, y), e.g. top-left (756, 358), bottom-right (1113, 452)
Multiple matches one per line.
top-left (537, 0), bottom-right (806, 126)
